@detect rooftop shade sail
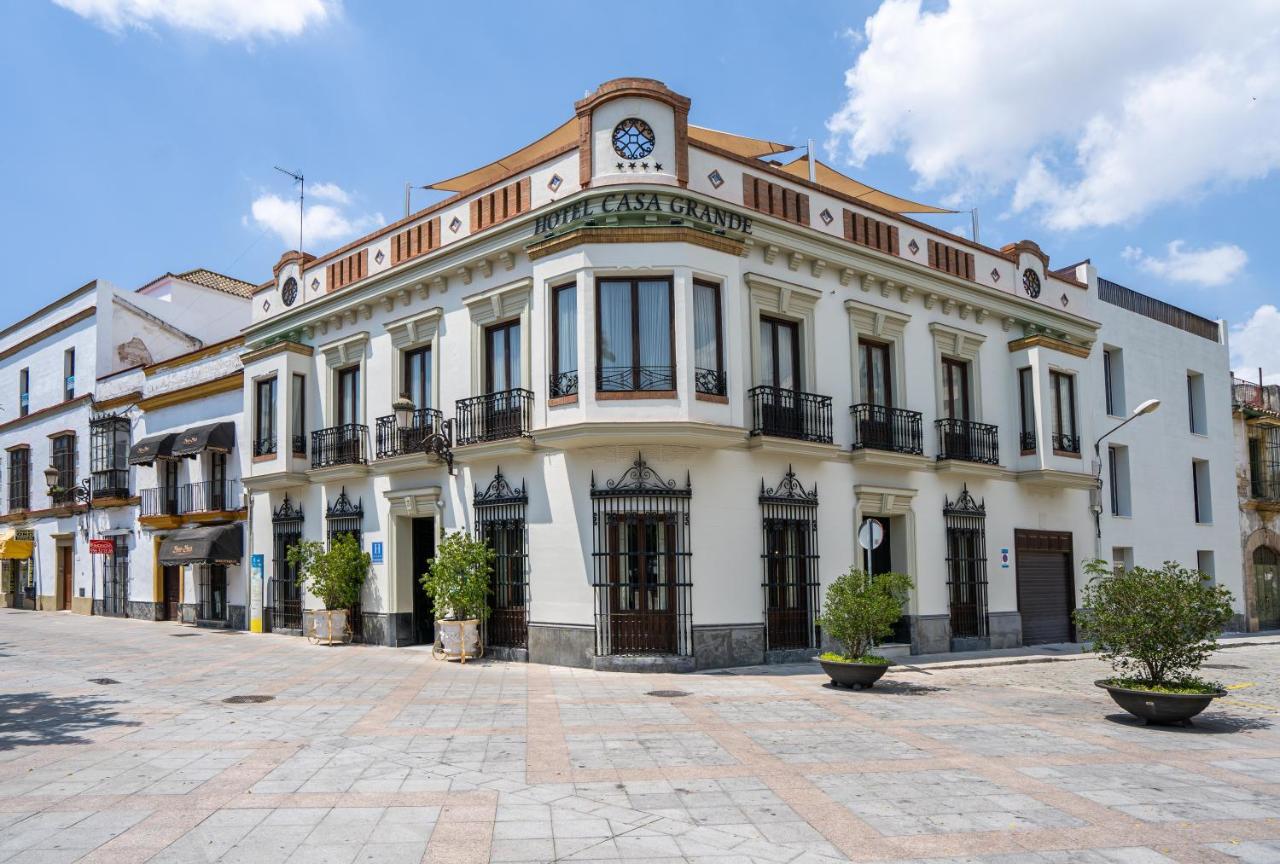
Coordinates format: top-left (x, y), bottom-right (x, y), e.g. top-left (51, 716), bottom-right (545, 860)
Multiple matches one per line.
top-left (0, 531), bottom-right (33, 560)
top-left (129, 433), bottom-right (177, 466)
top-left (171, 422), bottom-right (236, 458)
top-left (426, 121), bottom-right (793, 193)
top-left (776, 156), bottom-right (955, 215)
top-left (158, 524), bottom-right (243, 566)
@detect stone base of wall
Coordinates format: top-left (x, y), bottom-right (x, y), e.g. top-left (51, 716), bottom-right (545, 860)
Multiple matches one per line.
top-left (127, 602), bottom-right (161, 621)
top-left (987, 611), bottom-right (1023, 649)
top-left (37, 595), bottom-right (56, 611)
top-left (487, 645), bottom-right (529, 663)
top-left (1226, 614), bottom-right (1250, 634)
top-left (592, 653), bottom-right (697, 674)
top-left (528, 622), bottom-right (594, 669)
top-left (765, 647), bottom-right (818, 666)
top-left (910, 614), bottom-right (950, 654)
top-left (693, 624), bottom-right (765, 669)
top-left (227, 605), bottom-right (246, 631)
top-left (181, 604), bottom-right (198, 625)
top-left (950, 636), bottom-right (991, 652)
top-left (71, 596), bottom-right (93, 615)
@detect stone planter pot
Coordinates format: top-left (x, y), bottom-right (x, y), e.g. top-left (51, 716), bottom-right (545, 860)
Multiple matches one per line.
top-left (817, 657), bottom-right (890, 689)
top-left (311, 609), bottom-right (348, 645)
top-left (436, 618), bottom-right (482, 662)
top-left (1095, 679), bottom-right (1227, 726)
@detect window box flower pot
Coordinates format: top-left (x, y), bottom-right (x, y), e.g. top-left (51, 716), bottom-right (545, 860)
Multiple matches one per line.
top-left (309, 609), bottom-right (350, 645)
top-left (435, 618), bottom-right (482, 663)
top-left (817, 656), bottom-right (889, 689)
top-left (1095, 680), bottom-right (1226, 726)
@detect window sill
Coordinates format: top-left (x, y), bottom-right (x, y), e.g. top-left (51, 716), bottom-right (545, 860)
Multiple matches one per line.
top-left (549, 394), bottom-right (579, 407)
top-left (596, 390), bottom-right (678, 401)
top-left (695, 392), bottom-right (729, 404)
top-left (252, 453), bottom-right (277, 463)
top-left (1053, 449), bottom-right (1082, 459)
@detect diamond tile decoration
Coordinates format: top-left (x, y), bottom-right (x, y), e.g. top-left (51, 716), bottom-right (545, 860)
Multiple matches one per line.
top-left (547, 173), bottom-right (563, 192)
top-left (310, 277), bottom-right (319, 291)
top-left (262, 299), bottom-right (270, 312)
top-left (908, 238), bottom-right (920, 255)
top-left (991, 268), bottom-right (1001, 282)
top-left (820, 208), bottom-right (834, 225)
top-left (374, 249), bottom-right (385, 265)
top-left (1061, 293), bottom-right (1070, 307)
top-left (707, 169), bottom-right (724, 189)
top-left (449, 216), bottom-right (462, 233)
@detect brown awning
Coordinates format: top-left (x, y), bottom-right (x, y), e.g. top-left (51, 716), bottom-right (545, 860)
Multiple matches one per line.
top-left (129, 433), bottom-right (176, 466)
top-left (776, 155), bottom-right (955, 214)
top-left (158, 524), bottom-right (243, 565)
top-left (171, 422), bottom-right (236, 458)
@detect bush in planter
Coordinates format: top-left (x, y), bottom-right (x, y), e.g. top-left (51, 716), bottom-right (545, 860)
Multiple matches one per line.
top-left (287, 533), bottom-right (370, 611)
top-left (1074, 559), bottom-right (1234, 694)
top-left (817, 568), bottom-right (913, 663)
top-left (420, 530), bottom-right (494, 622)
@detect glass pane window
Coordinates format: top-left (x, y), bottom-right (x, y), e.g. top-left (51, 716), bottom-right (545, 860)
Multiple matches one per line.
top-left (291, 374), bottom-right (306, 454)
top-left (552, 284), bottom-right (577, 381)
top-left (403, 346), bottom-right (431, 408)
top-left (859, 340), bottom-right (891, 407)
top-left (597, 278), bottom-right (674, 392)
top-left (485, 321), bottom-right (520, 393)
top-left (337, 367), bottom-right (360, 426)
top-left (1018, 367), bottom-right (1035, 451)
top-left (1050, 371), bottom-right (1077, 441)
top-left (255, 378), bottom-right (276, 449)
top-left (760, 317), bottom-right (800, 390)
top-left (941, 358), bottom-right (969, 420)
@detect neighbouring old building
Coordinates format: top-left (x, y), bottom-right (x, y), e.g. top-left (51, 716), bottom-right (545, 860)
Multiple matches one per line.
top-left (232, 77), bottom-right (1245, 670)
top-left (1232, 373), bottom-right (1280, 632)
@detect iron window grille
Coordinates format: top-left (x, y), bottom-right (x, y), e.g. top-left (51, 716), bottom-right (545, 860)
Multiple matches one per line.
top-left (590, 454), bottom-right (692, 657)
top-left (1249, 427), bottom-right (1280, 500)
top-left (198, 564), bottom-right (227, 622)
top-left (326, 488), bottom-right (364, 642)
top-left (474, 469), bottom-right (529, 649)
top-left (270, 495), bottom-right (304, 633)
top-left (100, 535), bottom-right (129, 618)
top-left (90, 413), bottom-right (131, 499)
top-left (549, 371), bottom-right (579, 398)
top-left (50, 435), bottom-right (77, 505)
top-left (8, 448), bottom-right (30, 511)
top-left (760, 467), bottom-right (820, 652)
top-left (944, 485), bottom-right (989, 640)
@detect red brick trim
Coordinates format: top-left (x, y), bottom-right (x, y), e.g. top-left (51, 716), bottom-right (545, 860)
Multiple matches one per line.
top-left (548, 395), bottom-right (578, 407)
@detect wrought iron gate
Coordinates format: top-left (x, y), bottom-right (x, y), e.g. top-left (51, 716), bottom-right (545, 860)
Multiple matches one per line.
top-left (760, 466), bottom-right (820, 651)
top-left (326, 487), bottom-right (364, 642)
top-left (944, 484), bottom-right (988, 639)
top-left (475, 469), bottom-right (528, 649)
top-left (100, 536), bottom-right (129, 617)
top-left (270, 495), bottom-right (304, 632)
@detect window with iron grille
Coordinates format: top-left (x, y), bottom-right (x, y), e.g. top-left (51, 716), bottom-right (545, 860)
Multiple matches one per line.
top-left (475, 469), bottom-right (528, 649)
top-left (550, 283), bottom-right (578, 398)
top-left (760, 467), bottom-right (819, 652)
top-left (198, 564), bottom-right (227, 621)
top-left (101, 535), bottom-right (129, 617)
top-left (8, 448), bottom-right (29, 511)
top-left (90, 413), bottom-right (131, 499)
top-left (944, 485), bottom-right (988, 640)
top-left (326, 488), bottom-right (364, 642)
top-left (590, 454), bottom-right (692, 657)
top-left (270, 495), bottom-right (304, 632)
top-left (51, 434), bottom-right (77, 505)
top-left (255, 377), bottom-right (277, 456)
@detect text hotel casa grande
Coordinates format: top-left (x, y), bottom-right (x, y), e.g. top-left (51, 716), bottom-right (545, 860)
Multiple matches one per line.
top-left (0, 78), bottom-right (1246, 671)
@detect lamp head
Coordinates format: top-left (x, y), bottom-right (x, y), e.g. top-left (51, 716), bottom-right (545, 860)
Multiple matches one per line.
top-left (1132, 398), bottom-right (1160, 417)
top-left (42, 465), bottom-right (59, 492)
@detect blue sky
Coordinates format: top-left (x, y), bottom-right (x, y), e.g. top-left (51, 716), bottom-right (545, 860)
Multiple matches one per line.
top-left (2, 1), bottom-right (1277, 375)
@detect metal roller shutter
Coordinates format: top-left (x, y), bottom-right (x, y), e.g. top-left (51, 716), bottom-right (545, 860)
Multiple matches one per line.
top-left (1015, 530), bottom-right (1076, 645)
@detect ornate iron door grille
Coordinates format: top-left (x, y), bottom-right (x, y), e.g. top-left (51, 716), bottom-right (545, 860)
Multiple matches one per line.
top-left (590, 455), bottom-right (692, 657)
top-left (326, 488), bottom-right (364, 642)
top-left (760, 467), bottom-right (820, 651)
top-left (474, 469), bottom-right (529, 649)
top-left (270, 495), bottom-right (304, 632)
top-left (100, 536), bottom-right (129, 617)
top-left (944, 485), bottom-right (989, 639)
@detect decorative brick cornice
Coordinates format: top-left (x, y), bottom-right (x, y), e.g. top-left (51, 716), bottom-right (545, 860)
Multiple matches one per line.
top-left (144, 336), bottom-right (244, 376)
top-left (1006, 334), bottom-right (1091, 359)
top-left (526, 225), bottom-right (744, 261)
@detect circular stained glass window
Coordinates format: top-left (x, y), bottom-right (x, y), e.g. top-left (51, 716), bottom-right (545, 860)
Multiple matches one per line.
top-left (1022, 268), bottom-right (1041, 299)
top-left (612, 117), bottom-right (655, 160)
top-left (281, 276), bottom-right (298, 307)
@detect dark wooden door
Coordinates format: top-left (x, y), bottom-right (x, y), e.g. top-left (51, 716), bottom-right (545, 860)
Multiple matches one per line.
top-left (162, 566), bottom-right (180, 621)
top-left (410, 518), bottom-right (435, 645)
top-left (607, 514), bottom-right (677, 655)
top-left (59, 546), bottom-right (72, 609)
top-left (1254, 547), bottom-right (1280, 631)
top-left (1015, 530), bottom-right (1075, 644)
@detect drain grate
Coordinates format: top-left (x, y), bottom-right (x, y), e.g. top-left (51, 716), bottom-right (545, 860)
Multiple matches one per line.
top-left (223, 694), bottom-right (274, 704)
top-left (88, 678), bottom-right (120, 685)
top-left (646, 690), bottom-right (691, 698)
top-left (171, 633), bottom-right (199, 637)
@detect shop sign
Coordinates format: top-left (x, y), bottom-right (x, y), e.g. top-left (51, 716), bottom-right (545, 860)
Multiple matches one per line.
top-left (89, 539), bottom-right (114, 555)
top-left (534, 192), bottom-right (753, 236)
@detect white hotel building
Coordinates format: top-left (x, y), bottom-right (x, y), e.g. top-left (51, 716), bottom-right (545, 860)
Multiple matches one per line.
top-left (238, 78), bottom-right (1242, 669)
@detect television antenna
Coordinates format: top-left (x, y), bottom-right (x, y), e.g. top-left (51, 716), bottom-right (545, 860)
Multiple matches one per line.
top-left (274, 166), bottom-right (305, 253)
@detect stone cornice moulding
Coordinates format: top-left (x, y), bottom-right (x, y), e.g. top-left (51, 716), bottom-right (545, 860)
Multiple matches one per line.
top-left (854, 484), bottom-right (918, 517)
top-left (136, 373), bottom-right (242, 412)
top-left (385, 307), bottom-right (443, 350)
top-left (240, 340), bottom-right (315, 365)
top-left (1006, 333), bottom-right (1091, 359)
top-left (845, 298), bottom-right (911, 341)
top-left (382, 485), bottom-right (444, 518)
top-left (929, 321), bottom-right (986, 360)
top-left (462, 277), bottom-right (534, 324)
top-left (319, 331), bottom-right (370, 369)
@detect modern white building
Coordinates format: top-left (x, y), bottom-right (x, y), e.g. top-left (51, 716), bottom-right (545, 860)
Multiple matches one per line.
top-left (0, 271), bottom-right (251, 614)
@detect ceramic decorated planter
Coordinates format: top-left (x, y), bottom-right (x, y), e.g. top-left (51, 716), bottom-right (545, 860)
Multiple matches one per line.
top-left (1095, 679), bottom-right (1227, 726)
top-left (436, 618), bottom-right (482, 662)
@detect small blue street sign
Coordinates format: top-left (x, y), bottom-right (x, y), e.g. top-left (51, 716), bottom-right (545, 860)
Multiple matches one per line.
top-left (371, 541), bottom-right (384, 564)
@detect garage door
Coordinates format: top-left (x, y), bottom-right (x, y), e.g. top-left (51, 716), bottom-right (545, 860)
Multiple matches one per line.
top-left (1015, 530), bottom-right (1075, 645)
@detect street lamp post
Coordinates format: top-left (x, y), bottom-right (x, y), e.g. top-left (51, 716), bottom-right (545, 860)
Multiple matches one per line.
top-left (1090, 398), bottom-right (1161, 560)
top-left (44, 468), bottom-right (95, 613)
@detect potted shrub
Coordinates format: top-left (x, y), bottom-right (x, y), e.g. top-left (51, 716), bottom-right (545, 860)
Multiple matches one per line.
top-left (1075, 560), bottom-right (1234, 725)
top-left (816, 567), bottom-right (913, 689)
top-left (420, 530), bottom-right (493, 662)
top-left (287, 533), bottom-right (370, 645)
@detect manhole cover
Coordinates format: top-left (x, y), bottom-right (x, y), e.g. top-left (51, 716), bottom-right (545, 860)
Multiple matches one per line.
top-left (646, 690), bottom-right (690, 698)
top-left (171, 633), bottom-right (199, 637)
top-left (223, 695), bottom-right (274, 704)
top-left (88, 678), bottom-right (120, 685)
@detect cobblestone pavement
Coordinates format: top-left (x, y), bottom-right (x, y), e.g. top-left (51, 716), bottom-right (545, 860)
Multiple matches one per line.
top-left (2, 612), bottom-right (1279, 863)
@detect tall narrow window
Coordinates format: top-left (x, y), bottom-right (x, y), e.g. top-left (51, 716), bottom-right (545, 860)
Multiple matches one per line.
top-left (403, 346), bottom-right (432, 408)
top-left (291, 374), bottom-right (306, 455)
top-left (18, 368), bottom-right (29, 417)
top-left (551, 283), bottom-right (578, 397)
top-left (597, 278), bottom-right (674, 392)
top-left (484, 320), bottom-right (521, 394)
top-left (1018, 367), bottom-right (1036, 452)
top-left (254, 377), bottom-right (276, 455)
top-left (209, 451), bottom-right (227, 511)
top-left (337, 366), bottom-right (360, 426)
top-left (64, 349), bottom-right (75, 401)
top-left (8, 448), bottom-right (30, 510)
top-left (693, 280), bottom-right (725, 396)
top-left (1050, 371), bottom-right (1079, 453)
top-left (1103, 347), bottom-right (1124, 416)
top-left (90, 413), bottom-right (130, 499)
top-left (1187, 371), bottom-right (1207, 434)
top-left (1192, 459), bottom-right (1212, 524)
top-left (759, 317), bottom-right (800, 390)
top-left (941, 358), bottom-right (970, 420)
top-left (944, 486), bottom-right (988, 639)
top-left (859, 340), bottom-right (892, 407)
top-left (1108, 445), bottom-right (1132, 516)
top-left (51, 434), bottom-right (76, 505)
top-left (269, 496), bottom-right (304, 632)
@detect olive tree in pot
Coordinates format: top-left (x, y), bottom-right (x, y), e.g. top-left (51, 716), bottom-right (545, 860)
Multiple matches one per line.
top-left (420, 531), bottom-right (493, 662)
top-left (287, 534), bottom-right (370, 645)
top-left (1075, 559), bottom-right (1234, 725)
top-left (816, 567), bottom-right (913, 689)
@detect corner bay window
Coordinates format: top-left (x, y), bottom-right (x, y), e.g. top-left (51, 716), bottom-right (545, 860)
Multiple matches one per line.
top-left (1018, 368), bottom-right (1035, 452)
top-left (254, 377), bottom-right (276, 456)
top-left (597, 277), bottom-right (674, 392)
top-left (693, 280), bottom-right (725, 396)
top-left (1049, 370), bottom-right (1079, 454)
top-left (550, 283), bottom-right (578, 398)
top-left (90, 413), bottom-right (130, 498)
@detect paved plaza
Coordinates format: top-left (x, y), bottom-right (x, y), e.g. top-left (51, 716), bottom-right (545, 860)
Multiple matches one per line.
top-left (2, 612), bottom-right (1280, 863)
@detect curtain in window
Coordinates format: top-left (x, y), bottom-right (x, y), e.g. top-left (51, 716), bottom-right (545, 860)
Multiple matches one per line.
top-left (637, 280), bottom-right (670, 371)
top-left (599, 281), bottom-right (632, 385)
top-left (693, 283), bottom-right (718, 371)
top-left (556, 288), bottom-right (577, 375)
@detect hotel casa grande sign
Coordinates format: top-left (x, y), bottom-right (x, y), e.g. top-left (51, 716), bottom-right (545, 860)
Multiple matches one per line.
top-left (534, 192), bottom-right (754, 236)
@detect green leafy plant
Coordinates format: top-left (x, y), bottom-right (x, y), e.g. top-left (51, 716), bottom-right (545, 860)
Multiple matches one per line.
top-left (817, 568), bottom-right (912, 661)
top-left (420, 530), bottom-right (494, 621)
top-left (287, 533), bottom-right (370, 611)
top-left (1074, 559), bottom-right (1234, 690)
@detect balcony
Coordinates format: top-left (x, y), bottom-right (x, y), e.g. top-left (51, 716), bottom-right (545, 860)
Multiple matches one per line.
top-left (179, 479), bottom-right (243, 514)
top-left (91, 469), bottom-right (130, 501)
top-left (140, 486), bottom-right (180, 521)
top-left (549, 371), bottom-right (579, 399)
top-left (748, 386), bottom-right (833, 444)
top-left (455, 389), bottom-right (533, 446)
top-left (850, 404), bottom-right (923, 455)
top-left (935, 418), bottom-right (1000, 465)
top-left (597, 365), bottom-right (676, 394)
top-left (291, 434), bottom-right (306, 456)
top-left (1019, 432), bottom-right (1037, 453)
top-left (311, 424), bottom-right (370, 470)
top-left (376, 408), bottom-right (445, 459)
top-left (1051, 432), bottom-right (1081, 455)
top-left (695, 368), bottom-right (727, 398)
top-left (253, 437), bottom-right (277, 457)
top-left (1251, 478), bottom-right (1280, 502)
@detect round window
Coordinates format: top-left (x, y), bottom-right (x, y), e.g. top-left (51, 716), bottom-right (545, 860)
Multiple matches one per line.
top-left (612, 117), bottom-right (655, 160)
top-left (1022, 268), bottom-right (1041, 299)
top-left (281, 276), bottom-right (298, 307)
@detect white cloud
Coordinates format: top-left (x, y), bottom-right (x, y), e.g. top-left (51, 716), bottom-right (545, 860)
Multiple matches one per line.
top-left (827, 0), bottom-right (1280, 230)
top-left (1231, 305), bottom-right (1280, 384)
top-left (52, 0), bottom-right (337, 40)
top-left (248, 183), bottom-right (383, 249)
top-left (1120, 241), bottom-right (1248, 288)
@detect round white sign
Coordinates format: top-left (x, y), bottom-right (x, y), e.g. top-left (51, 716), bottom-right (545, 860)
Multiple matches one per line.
top-left (857, 518), bottom-right (885, 551)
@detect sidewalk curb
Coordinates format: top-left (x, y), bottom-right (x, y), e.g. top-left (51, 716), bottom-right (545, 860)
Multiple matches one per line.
top-left (890, 636), bottom-right (1280, 673)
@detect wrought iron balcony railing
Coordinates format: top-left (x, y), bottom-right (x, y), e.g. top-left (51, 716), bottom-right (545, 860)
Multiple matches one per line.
top-left (695, 367), bottom-right (727, 397)
top-left (1252, 477), bottom-right (1280, 501)
top-left (140, 486), bottom-right (180, 517)
top-left (253, 436), bottom-right (277, 457)
top-left (375, 408), bottom-right (445, 459)
top-left (1019, 431), bottom-right (1037, 452)
top-left (310, 424), bottom-right (369, 469)
top-left (935, 418), bottom-right (1000, 464)
top-left (179, 479), bottom-right (243, 513)
top-left (1052, 432), bottom-right (1081, 454)
top-left (748, 386), bottom-right (833, 444)
top-left (292, 434), bottom-right (306, 456)
top-left (597, 365), bottom-right (675, 392)
top-left (90, 470), bottom-right (130, 500)
top-left (455, 389), bottom-right (533, 446)
top-left (850, 404), bottom-right (923, 454)
top-left (549, 371), bottom-right (579, 398)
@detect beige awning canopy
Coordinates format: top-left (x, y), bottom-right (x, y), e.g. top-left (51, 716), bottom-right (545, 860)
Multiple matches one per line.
top-left (426, 121), bottom-right (794, 193)
top-left (777, 155), bottom-right (954, 215)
